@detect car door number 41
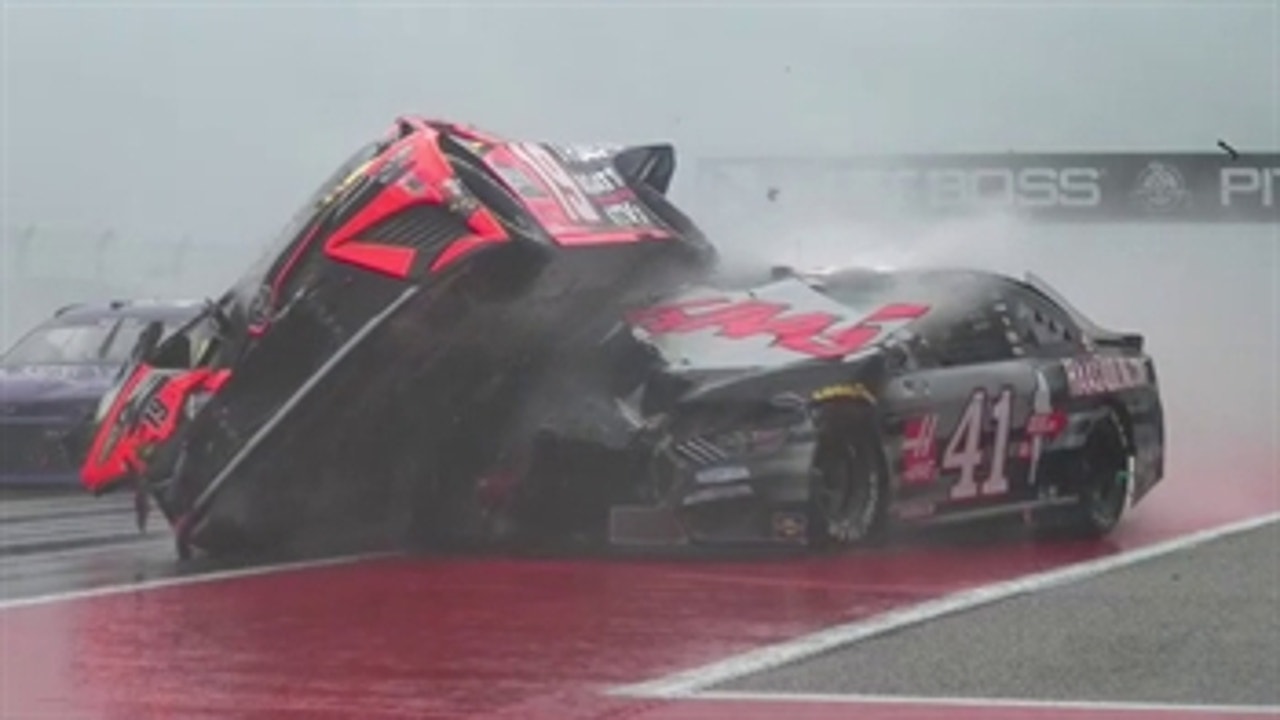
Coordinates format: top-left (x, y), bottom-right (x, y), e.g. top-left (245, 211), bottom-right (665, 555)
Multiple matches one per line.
top-left (942, 387), bottom-right (1015, 499)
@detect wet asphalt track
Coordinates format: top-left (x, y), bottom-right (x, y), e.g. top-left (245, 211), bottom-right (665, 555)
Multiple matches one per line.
top-left (0, 492), bottom-right (181, 602)
top-left (0, 489), bottom-right (286, 607)
top-left (722, 520), bottom-right (1280, 709)
top-left (1, 479), bottom-right (1276, 719)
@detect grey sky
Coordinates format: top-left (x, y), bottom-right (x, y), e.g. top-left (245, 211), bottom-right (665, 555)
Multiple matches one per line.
top-left (3, 1), bottom-right (1277, 242)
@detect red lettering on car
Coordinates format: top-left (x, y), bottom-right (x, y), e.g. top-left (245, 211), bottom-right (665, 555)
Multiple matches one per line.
top-left (631, 298), bottom-right (930, 359)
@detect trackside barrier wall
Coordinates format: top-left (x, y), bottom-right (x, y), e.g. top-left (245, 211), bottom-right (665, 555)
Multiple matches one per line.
top-left (688, 152), bottom-right (1280, 232)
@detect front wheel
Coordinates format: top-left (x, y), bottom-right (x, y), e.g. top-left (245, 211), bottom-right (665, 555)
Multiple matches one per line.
top-left (807, 402), bottom-right (889, 550)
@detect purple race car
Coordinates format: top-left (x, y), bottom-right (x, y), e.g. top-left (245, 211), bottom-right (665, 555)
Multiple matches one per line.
top-left (0, 299), bottom-right (202, 488)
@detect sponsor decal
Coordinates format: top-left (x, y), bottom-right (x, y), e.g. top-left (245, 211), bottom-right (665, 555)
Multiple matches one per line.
top-left (811, 383), bottom-right (876, 404)
top-left (895, 498), bottom-right (936, 520)
top-left (916, 167), bottom-right (1102, 209)
top-left (1130, 161), bottom-right (1190, 212)
top-left (631, 299), bottom-right (930, 359)
top-left (943, 388), bottom-right (1015, 500)
top-left (1221, 166), bottom-right (1279, 208)
top-left (1062, 356), bottom-right (1150, 397)
top-left (839, 167), bottom-right (1103, 209)
top-left (1014, 410), bottom-right (1067, 460)
top-left (439, 177), bottom-right (479, 215)
top-left (551, 142), bottom-right (623, 163)
top-left (140, 395), bottom-right (170, 431)
top-left (493, 164), bottom-right (549, 199)
top-left (571, 168), bottom-right (626, 196)
top-left (900, 414), bottom-right (939, 485)
top-left (699, 153), bottom-right (1280, 223)
top-left (508, 141), bottom-right (603, 225)
top-left (601, 200), bottom-right (651, 226)
top-left (1025, 409), bottom-right (1068, 438)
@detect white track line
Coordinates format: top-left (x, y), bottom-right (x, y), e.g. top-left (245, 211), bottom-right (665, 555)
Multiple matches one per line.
top-left (610, 511), bottom-right (1280, 699)
top-left (0, 495), bottom-right (128, 519)
top-left (689, 690), bottom-right (1280, 716)
top-left (0, 551), bottom-right (395, 612)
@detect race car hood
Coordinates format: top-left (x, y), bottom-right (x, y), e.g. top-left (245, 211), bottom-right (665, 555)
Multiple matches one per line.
top-left (627, 276), bottom-right (928, 373)
top-left (623, 275), bottom-right (931, 409)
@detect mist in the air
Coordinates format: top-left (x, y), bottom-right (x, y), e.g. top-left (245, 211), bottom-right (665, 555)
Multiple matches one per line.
top-left (2, 2), bottom-right (1276, 500)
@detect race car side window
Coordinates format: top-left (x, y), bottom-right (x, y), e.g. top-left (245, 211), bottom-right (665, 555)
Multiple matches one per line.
top-left (1008, 287), bottom-right (1083, 358)
top-left (916, 305), bottom-right (1017, 367)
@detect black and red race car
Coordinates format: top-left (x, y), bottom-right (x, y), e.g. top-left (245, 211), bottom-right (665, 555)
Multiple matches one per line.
top-left (79, 115), bottom-right (714, 557)
top-left (80, 116), bottom-right (1166, 559)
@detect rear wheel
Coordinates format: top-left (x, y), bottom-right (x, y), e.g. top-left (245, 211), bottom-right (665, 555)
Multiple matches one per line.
top-left (807, 402), bottom-right (889, 549)
top-left (1031, 406), bottom-right (1132, 539)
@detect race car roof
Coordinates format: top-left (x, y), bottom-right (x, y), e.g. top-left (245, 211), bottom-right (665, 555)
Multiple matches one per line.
top-left (52, 299), bottom-right (205, 325)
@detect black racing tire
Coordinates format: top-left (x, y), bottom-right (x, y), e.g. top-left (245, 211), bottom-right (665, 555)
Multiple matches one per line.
top-left (807, 401), bottom-right (890, 550)
top-left (1030, 406), bottom-right (1133, 540)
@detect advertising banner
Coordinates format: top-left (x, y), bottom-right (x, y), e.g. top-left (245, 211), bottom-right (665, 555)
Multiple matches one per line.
top-left (693, 153), bottom-right (1280, 223)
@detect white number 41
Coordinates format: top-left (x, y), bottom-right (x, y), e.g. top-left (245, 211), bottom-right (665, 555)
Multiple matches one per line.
top-left (942, 387), bottom-right (1014, 499)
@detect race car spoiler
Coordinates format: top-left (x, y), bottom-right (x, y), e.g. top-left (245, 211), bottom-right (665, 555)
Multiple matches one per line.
top-left (1024, 272), bottom-right (1144, 351)
top-left (613, 144), bottom-right (677, 196)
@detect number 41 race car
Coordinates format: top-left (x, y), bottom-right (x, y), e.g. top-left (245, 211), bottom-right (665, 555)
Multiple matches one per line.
top-left (500, 264), bottom-right (1167, 550)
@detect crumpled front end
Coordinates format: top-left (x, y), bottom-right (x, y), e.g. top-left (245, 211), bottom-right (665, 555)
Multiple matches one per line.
top-left (607, 394), bottom-right (821, 548)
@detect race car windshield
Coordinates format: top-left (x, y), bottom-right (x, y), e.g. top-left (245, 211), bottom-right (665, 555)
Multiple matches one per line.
top-left (0, 317), bottom-right (168, 367)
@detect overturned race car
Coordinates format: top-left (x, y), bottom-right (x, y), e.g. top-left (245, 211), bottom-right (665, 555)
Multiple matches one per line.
top-left (79, 115), bottom-right (714, 558)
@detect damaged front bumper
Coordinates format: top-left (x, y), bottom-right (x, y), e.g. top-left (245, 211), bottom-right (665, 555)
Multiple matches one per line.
top-left (607, 433), bottom-right (819, 548)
